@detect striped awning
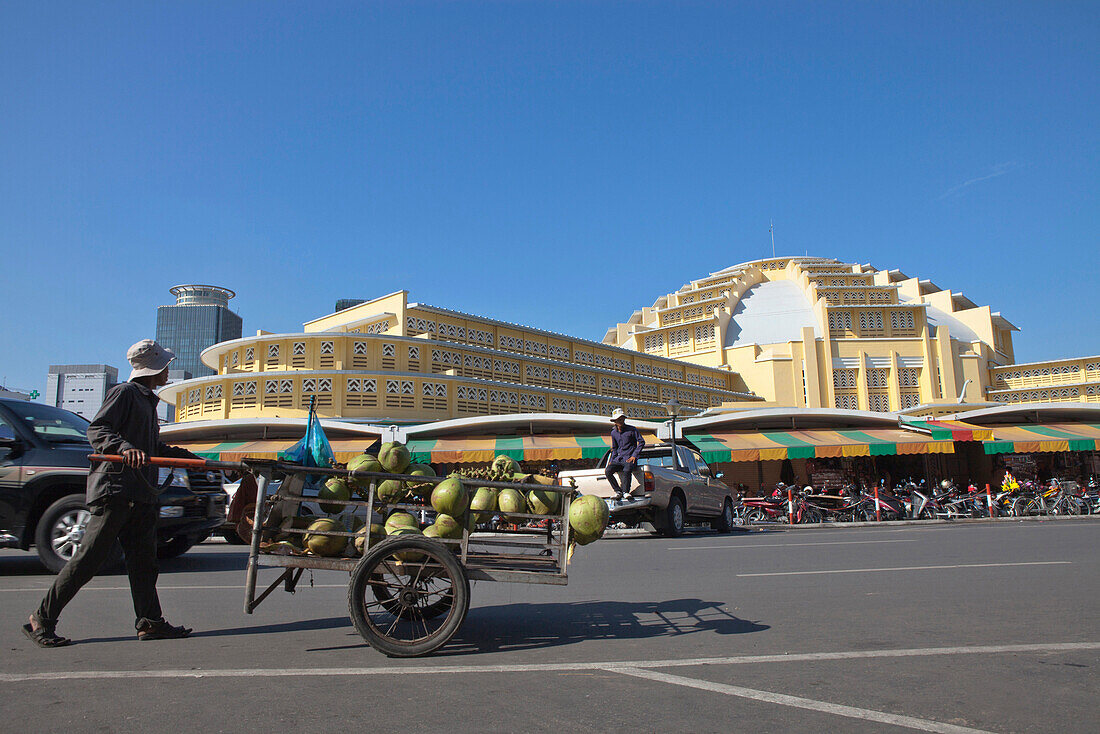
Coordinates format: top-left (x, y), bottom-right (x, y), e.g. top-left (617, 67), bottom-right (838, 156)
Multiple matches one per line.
top-left (176, 439), bottom-right (379, 464)
top-left (686, 428), bottom-right (955, 464)
top-left (407, 433), bottom-right (658, 464)
top-left (902, 419), bottom-right (994, 442)
top-left (982, 423), bottom-right (1100, 455)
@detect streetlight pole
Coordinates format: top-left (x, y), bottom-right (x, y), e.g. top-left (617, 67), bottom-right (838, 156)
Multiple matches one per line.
top-left (666, 398), bottom-right (681, 470)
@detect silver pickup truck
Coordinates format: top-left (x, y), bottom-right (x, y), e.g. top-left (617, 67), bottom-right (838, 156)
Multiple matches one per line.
top-left (558, 443), bottom-right (738, 536)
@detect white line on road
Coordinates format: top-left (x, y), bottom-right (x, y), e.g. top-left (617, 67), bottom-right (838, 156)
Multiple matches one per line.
top-left (737, 561), bottom-right (1072, 577)
top-left (612, 666), bottom-right (993, 734)
top-left (2, 641), bottom-right (1097, 683)
top-left (670, 539), bottom-right (918, 551)
top-left (0, 584), bottom-right (347, 593)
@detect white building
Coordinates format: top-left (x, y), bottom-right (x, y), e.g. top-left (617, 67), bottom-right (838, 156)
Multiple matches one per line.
top-left (45, 364), bottom-right (118, 420)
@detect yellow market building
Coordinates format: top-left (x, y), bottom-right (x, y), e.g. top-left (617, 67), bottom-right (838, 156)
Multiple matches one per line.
top-left (601, 256), bottom-right (1099, 412)
top-left (161, 290), bottom-right (757, 424)
top-left (161, 256), bottom-right (1100, 426)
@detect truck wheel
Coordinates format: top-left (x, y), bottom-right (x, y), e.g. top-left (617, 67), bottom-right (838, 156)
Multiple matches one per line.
top-left (658, 495), bottom-right (686, 537)
top-left (711, 499), bottom-right (736, 533)
top-left (35, 495), bottom-right (122, 574)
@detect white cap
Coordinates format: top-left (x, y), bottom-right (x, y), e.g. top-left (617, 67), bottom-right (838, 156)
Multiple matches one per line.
top-left (127, 339), bottom-right (175, 380)
top-left (609, 408), bottom-right (626, 423)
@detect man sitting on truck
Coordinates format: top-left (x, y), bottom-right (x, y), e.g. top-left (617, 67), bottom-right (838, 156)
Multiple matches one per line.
top-left (605, 408), bottom-right (644, 501)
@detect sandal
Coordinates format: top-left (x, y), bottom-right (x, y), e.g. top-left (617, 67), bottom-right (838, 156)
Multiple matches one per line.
top-left (22, 622), bottom-right (71, 648)
top-left (137, 619), bottom-right (192, 641)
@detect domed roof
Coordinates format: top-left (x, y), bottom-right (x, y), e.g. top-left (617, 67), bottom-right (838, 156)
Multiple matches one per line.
top-left (724, 279), bottom-right (819, 348)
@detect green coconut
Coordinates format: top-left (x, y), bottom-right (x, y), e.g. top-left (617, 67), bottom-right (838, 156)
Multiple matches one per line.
top-left (384, 511), bottom-right (418, 533)
top-left (376, 479), bottom-right (408, 504)
top-left (571, 527), bottom-right (601, 546)
top-left (431, 476), bottom-right (468, 517)
top-left (491, 454), bottom-right (521, 476)
top-left (317, 478), bottom-right (351, 514)
top-left (304, 518), bottom-right (347, 557)
top-left (386, 525), bottom-right (425, 562)
top-left (469, 486), bottom-right (498, 522)
top-left (405, 463), bottom-right (437, 497)
top-left (353, 522), bottom-right (386, 555)
top-left (431, 513), bottom-right (464, 540)
top-left (569, 494), bottom-right (610, 539)
top-left (378, 442), bottom-right (412, 474)
top-left (527, 487), bottom-right (561, 515)
top-left (497, 488), bottom-right (527, 520)
top-left (347, 453), bottom-right (384, 496)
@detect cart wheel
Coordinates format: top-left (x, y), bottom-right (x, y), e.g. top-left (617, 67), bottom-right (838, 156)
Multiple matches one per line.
top-left (348, 536), bottom-right (470, 657)
top-left (370, 570), bottom-right (468, 621)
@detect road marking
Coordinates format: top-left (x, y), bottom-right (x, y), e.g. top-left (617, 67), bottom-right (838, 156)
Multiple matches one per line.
top-left (2, 641), bottom-right (1097, 683)
top-left (0, 584), bottom-right (347, 593)
top-left (612, 667), bottom-right (992, 734)
top-left (670, 539), bottom-right (918, 550)
top-left (737, 561), bottom-right (1072, 577)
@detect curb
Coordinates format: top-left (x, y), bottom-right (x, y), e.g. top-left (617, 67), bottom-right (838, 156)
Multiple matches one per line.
top-left (600, 512), bottom-right (1100, 538)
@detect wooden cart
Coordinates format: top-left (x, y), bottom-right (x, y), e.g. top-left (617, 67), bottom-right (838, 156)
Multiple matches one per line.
top-left (90, 455), bottom-right (574, 657)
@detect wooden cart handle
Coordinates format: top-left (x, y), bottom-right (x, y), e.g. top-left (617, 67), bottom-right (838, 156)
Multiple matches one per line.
top-left (89, 454), bottom-right (213, 469)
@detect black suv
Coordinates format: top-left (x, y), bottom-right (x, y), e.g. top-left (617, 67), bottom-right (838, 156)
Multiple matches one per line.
top-left (0, 398), bottom-right (226, 572)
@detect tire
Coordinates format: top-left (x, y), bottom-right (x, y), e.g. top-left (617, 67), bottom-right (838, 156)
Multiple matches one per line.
top-left (157, 535), bottom-right (202, 560)
top-left (220, 528), bottom-right (248, 544)
top-left (711, 499), bottom-right (736, 533)
top-left (745, 508), bottom-right (768, 524)
top-left (34, 495), bottom-right (123, 574)
top-left (348, 536), bottom-right (470, 657)
top-left (657, 494), bottom-right (686, 537)
top-left (800, 507), bottom-right (823, 524)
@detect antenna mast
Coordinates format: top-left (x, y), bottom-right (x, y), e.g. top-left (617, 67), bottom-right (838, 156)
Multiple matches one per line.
top-left (769, 220), bottom-right (775, 258)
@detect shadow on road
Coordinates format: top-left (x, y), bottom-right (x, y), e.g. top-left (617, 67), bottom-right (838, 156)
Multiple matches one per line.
top-left (307, 598), bottom-right (768, 655)
top-left (443, 598), bottom-right (768, 655)
top-left (73, 617), bottom-right (353, 645)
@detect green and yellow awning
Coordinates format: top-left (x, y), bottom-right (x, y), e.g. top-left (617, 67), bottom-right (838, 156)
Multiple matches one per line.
top-left (407, 433), bottom-right (658, 464)
top-left (902, 419), bottom-right (994, 442)
top-left (177, 439), bottom-right (378, 464)
top-left (981, 423), bottom-right (1100, 455)
top-left (686, 428), bottom-right (955, 464)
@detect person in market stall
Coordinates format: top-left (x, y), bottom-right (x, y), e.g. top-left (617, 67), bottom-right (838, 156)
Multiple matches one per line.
top-left (23, 340), bottom-right (198, 648)
top-left (605, 408), bottom-right (644, 502)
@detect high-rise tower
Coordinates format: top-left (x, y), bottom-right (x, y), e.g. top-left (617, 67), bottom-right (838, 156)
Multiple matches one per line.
top-left (155, 285), bottom-right (242, 378)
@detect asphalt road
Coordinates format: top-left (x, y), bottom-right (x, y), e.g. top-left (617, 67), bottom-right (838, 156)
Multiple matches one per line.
top-left (2, 518), bottom-right (1098, 733)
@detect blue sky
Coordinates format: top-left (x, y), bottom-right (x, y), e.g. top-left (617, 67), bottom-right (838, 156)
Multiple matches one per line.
top-left (1, 1), bottom-right (1097, 396)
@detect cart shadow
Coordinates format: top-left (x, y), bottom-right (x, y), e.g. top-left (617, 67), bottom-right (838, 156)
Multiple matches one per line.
top-left (307, 598), bottom-right (767, 654)
top-left (443, 599), bottom-right (768, 655)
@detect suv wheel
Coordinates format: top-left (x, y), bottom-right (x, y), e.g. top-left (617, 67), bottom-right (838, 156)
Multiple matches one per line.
top-left (35, 495), bottom-right (122, 574)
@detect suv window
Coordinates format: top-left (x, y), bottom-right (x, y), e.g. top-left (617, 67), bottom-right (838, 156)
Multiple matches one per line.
top-left (0, 415), bottom-right (17, 441)
top-left (2, 402), bottom-right (89, 444)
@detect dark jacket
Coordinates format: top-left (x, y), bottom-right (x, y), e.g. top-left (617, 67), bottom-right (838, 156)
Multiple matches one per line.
top-left (609, 424), bottom-right (645, 463)
top-left (86, 381), bottom-right (197, 505)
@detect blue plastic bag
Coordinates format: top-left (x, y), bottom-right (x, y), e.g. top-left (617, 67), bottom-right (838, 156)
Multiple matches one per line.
top-left (280, 396), bottom-right (335, 470)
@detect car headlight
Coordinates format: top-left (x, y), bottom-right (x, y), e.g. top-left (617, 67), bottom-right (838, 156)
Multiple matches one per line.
top-left (159, 506), bottom-right (185, 518)
top-left (157, 467), bottom-right (189, 488)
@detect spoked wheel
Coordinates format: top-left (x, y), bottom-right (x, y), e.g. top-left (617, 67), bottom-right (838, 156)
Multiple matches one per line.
top-left (348, 536), bottom-right (470, 657)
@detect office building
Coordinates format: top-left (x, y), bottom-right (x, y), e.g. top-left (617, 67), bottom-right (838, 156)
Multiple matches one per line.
top-left (155, 285), bottom-right (242, 379)
top-left (45, 364), bottom-right (118, 420)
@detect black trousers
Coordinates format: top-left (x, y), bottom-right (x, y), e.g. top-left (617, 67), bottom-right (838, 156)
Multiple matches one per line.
top-left (36, 495), bottom-right (163, 629)
top-left (604, 461), bottom-right (634, 495)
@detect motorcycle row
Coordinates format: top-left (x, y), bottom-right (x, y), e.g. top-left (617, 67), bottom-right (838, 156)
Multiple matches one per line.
top-left (734, 477), bottom-right (1100, 524)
